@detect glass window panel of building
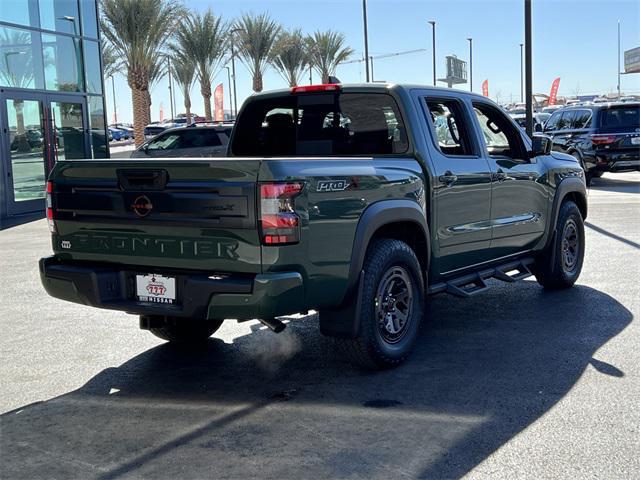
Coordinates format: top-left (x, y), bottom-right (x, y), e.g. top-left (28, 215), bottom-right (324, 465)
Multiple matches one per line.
top-left (88, 96), bottom-right (107, 158)
top-left (83, 39), bottom-right (101, 94)
top-left (79, 0), bottom-right (97, 38)
top-left (0, 25), bottom-right (45, 89)
top-left (42, 33), bottom-right (83, 91)
top-left (0, 0), bottom-right (40, 29)
top-left (39, 0), bottom-right (80, 35)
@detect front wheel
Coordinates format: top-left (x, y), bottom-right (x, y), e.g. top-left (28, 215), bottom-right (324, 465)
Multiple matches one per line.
top-left (337, 239), bottom-right (425, 369)
top-left (148, 317), bottom-right (224, 343)
top-left (533, 200), bottom-right (585, 290)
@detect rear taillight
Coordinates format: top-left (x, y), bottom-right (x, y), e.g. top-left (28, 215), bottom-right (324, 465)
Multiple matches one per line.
top-left (259, 182), bottom-right (303, 245)
top-left (590, 134), bottom-right (618, 146)
top-left (46, 181), bottom-right (56, 233)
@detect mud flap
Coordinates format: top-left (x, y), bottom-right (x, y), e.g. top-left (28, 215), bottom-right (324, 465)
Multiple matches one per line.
top-left (319, 270), bottom-right (365, 339)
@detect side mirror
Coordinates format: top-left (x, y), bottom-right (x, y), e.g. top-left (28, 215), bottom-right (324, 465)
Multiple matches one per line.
top-left (534, 122), bottom-right (543, 133)
top-left (530, 134), bottom-right (552, 157)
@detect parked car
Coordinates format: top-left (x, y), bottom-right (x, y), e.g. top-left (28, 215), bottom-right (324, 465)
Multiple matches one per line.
top-left (543, 102), bottom-right (640, 184)
top-left (110, 124), bottom-right (135, 139)
top-left (108, 127), bottom-right (126, 142)
top-left (131, 125), bottom-right (232, 158)
top-left (41, 83), bottom-right (587, 369)
top-left (510, 112), bottom-right (551, 132)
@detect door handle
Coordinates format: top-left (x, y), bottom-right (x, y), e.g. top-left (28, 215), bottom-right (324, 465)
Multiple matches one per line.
top-left (439, 171), bottom-right (458, 186)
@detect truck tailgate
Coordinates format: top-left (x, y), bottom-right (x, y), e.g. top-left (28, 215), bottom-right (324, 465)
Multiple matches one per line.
top-left (49, 159), bottom-right (262, 273)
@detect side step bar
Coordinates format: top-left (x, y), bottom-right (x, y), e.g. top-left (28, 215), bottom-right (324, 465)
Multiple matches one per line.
top-left (428, 258), bottom-right (535, 298)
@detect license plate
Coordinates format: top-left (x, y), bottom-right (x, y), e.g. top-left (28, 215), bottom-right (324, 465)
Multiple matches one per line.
top-left (631, 137), bottom-right (640, 145)
top-left (136, 274), bottom-right (176, 304)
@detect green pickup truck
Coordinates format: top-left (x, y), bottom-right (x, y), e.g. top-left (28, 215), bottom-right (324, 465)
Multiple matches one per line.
top-left (40, 83), bottom-right (587, 369)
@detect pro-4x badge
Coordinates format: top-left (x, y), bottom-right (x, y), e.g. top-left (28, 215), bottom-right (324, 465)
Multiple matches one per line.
top-left (317, 179), bottom-right (349, 192)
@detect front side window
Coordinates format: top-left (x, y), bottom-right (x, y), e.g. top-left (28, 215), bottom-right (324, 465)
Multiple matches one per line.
top-left (231, 92), bottom-right (408, 156)
top-left (545, 111), bottom-right (561, 131)
top-left (472, 102), bottom-right (526, 160)
top-left (424, 99), bottom-right (473, 156)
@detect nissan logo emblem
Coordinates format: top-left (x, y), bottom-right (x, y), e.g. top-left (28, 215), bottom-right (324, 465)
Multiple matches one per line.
top-left (131, 195), bottom-right (153, 217)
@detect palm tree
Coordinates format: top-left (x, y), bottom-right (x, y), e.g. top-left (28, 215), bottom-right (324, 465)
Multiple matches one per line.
top-left (235, 13), bottom-right (281, 92)
top-left (101, 39), bottom-right (121, 80)
top-left (307, 30), bottom-right (354, 84)
top-left (171, 56), bottom-right (196, 124)
top-left (173, 10), bottom-right (227, 122)
top-left (271, 29), bottom-right (309, 87)
top-left (100, 0), bottom-right (184, 145)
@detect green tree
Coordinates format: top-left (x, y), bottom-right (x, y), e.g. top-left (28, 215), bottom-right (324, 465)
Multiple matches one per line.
top-left (235, 13), bottom-right (281, 92)
top-left (271, 29), bottom-right (309, 87)
top-left (173, 10), bottom-right (227, 122)
top-left (307, 30), bottom-right (353, 84)
top-left (100, 0), bottom-right (184, 145)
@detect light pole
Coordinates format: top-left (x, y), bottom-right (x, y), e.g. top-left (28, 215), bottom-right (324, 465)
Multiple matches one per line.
top-left (230, 28), bottom-right (241, 118)
top-left (167, 57), bottom-right (174, 120)
top-left (519, 43), bottom-right (524, 103)
top-left (225, 66), bottom-right (233, 120)
top-left (524, 0), bottom-right (533, 138)
top-left (428, 21), bottom-right (436, 86)
top-left (362, 0), bottom-right (370, 82)
top-left (110, 74), bottom-right (117, 124)
top-left (467, 37), bottom-right (473, 92)
top-left (617, 20), bottom-right (621, 99)
top-left (370, 56), bottom-right (374, 82)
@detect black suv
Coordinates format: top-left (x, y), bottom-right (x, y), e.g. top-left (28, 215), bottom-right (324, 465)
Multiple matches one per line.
top-left (543, 102), bottom-right (640, 185)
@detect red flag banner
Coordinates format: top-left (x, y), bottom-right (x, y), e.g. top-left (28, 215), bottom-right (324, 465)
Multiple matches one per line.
top-left (159, 102), bottom-right (164, 122)
top-left (548, 77), bottom-right (561, 106)
top-left (481, 80), bottom-right (489, 97)
top-left (214, 83), bottom-right (224, 122)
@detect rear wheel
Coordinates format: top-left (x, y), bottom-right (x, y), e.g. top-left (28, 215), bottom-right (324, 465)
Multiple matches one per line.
top-left (337, 239), bottom-right (424, 369)
top-left (533, 200), bottom-right (585, 290)
top-left (149, 318), bottom-right (223, 343)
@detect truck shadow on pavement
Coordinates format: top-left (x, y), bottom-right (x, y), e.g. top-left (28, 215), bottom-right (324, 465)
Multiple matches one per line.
top-left (0, 282), bottom-right (632, 479)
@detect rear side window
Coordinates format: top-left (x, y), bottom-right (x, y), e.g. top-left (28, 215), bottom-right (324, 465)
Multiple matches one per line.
top-left (572, 110), bottom-right (592, 129)
top-left (424, 99), bottom-right (473, 156)
top-left (231, 92), bottom-right (408, 156)
top-left (557, 111), bottom-right (576, 130)
top-left (599, 106), bottom-right (640, 128)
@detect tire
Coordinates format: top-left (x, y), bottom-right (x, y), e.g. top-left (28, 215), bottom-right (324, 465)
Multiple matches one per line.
top-left (149, 317), bottom-right (223, 343)
top-left (533, 200), bottom-right (585, 290)
top-left (337, 239), bottom-right (425, 369)
top-left (592, 171), bottom-right (604, 178)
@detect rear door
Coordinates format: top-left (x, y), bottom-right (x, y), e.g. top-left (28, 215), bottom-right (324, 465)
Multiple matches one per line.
top-left (50, 160), bottom-right (262, 273)
top-left (417, 93), bottom-right (494, 274)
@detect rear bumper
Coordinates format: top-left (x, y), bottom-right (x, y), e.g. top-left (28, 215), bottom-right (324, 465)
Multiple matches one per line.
top-left (39, 256), bottom-right (305, 320)
top-left (593, 151), bottom-right (640, 172)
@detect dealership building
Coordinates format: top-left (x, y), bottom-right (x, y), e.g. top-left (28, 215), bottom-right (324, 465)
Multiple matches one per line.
top-left (0, 0), bottom-right (106, 228)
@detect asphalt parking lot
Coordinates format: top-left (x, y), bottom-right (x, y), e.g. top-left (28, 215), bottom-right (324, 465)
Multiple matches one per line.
top-left (1, 172), bottom-right (638, 479)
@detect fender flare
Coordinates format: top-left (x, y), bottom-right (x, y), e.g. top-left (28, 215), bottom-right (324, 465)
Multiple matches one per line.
top-left (543, 176), bottom-right (587, 250)
top-left (319, 199), bottom-right (430, 339)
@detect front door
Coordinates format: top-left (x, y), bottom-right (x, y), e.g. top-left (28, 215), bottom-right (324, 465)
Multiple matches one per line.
top-left (1, 91), bottom-right (88, 216)
top-left (417, 93), bottom-right (494, 275)
top-left (470, 100), bottom-right (548, 258)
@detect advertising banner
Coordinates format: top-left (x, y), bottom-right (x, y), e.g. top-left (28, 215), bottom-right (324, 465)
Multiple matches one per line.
top-left (214, 83), bottom-right (224, 122)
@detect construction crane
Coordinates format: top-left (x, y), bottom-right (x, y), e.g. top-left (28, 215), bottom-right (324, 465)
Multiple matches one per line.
top-left (339, 48), bottom-right (429, 81)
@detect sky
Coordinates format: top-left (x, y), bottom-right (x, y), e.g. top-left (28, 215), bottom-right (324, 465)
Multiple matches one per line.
top-left (105, 0), bottom-right (640, 124)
